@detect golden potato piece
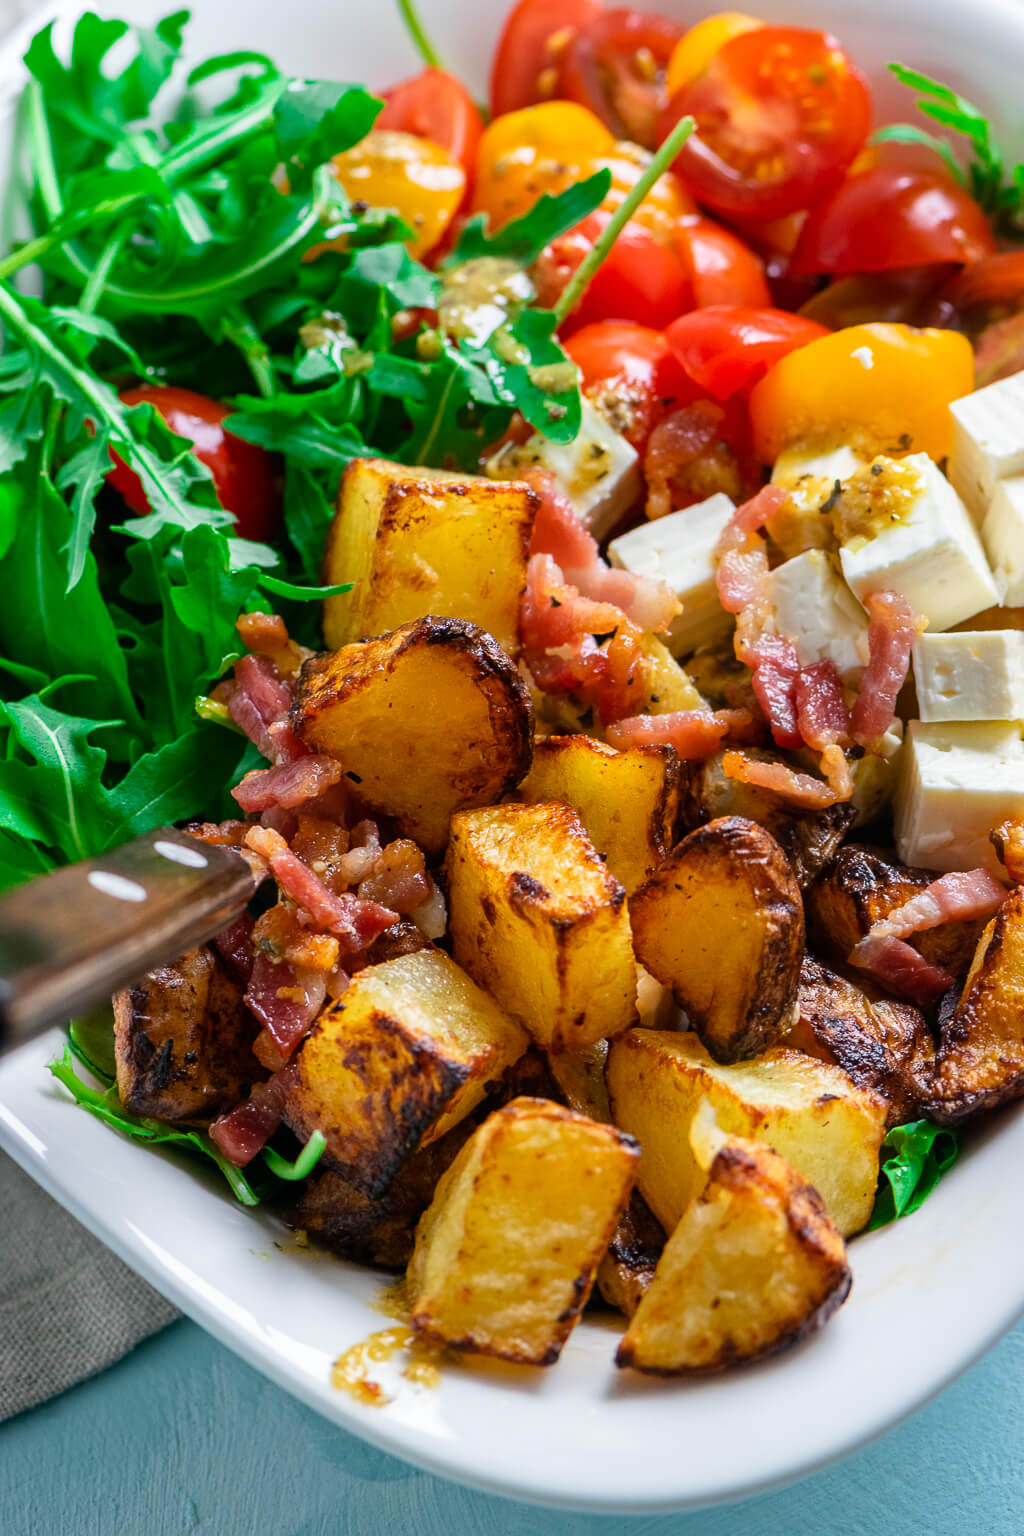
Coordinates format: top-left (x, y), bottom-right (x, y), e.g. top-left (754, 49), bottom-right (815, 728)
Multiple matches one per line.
top-left (286, 948), bottom-right (529, 1196)
top-left (446, 802), bottom-right (637, 1051)
top-left (292, 616), bottom-right (533, 852)
top-left (617, 1110), bottom-right (850, 1374)
top-left (786, 956), bottom-right (933, 1127)
top-left (922, 885), bottom-right (1024, 1123)
top-left (519, 735), bottom-right (681, 895)
top-left (597, 1190), bottom-right (665, 1318)
top-left (407, 1096), bottom-right (638, 1364)
top-left (113, 946), bottom-right (258, 1123)
top-left (806, 844), bottom-right (987, 981)
top-left (606, 1028), bottom-right (887, 1237)
top-left (630, 816), bottom-right (805, 1063)
top-left (323, 458), bottom-right (536, 657)
top-left (682, 749), bottom-right (856, 888)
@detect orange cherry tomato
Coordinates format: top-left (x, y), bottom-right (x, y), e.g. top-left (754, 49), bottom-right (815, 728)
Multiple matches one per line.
top-left (489, 0), bottom-right (603, 117)
top-left (329, 129), bottom-right (465, 258)
top-left (664, 11), bottom-right (763, 96)
top-left (559, 8), bottom-right (684, 148)
top-left (676, 217), bottom-right (771, 309)
top-left (377, 69), bottom-right (483, 176)
top-left (748, 322), bottom-right (975, 464)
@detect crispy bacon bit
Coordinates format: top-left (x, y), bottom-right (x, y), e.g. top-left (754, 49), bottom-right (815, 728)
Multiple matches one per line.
top-left (714, 485), bottom-right (785, 614)
top-left (852, 590), bottom-right (924, 745)
top-left (209, 1066), bottom-right (297, 1167)
top-left (745, 635), bottom-right (802, 750)
top-left (853, 870), bottom-right (1005, 960)
top-left (228, 654), bottom-right (306, 765)
top-left (236, 612), bottom-right (307, 676)
top-left (246, 953), bottom-right (327, 1069)
top-left (819, 743), bottom-right (855, 803)
top-left (992, 819), bottom-right (1024, 884)
top-left (253, 903), bottom-right (341, 973)
top-left (722, 749), bottom-right (844, 809)
top-left (795, 661), bottom-right (852, 750)
top-left (643, 401), bottom-right (749, 520)
top-left (244, 825), bottom-right (398, 952)
top-left (848, 933), bottom-right (955, 1007)
top-left (212, 913), bottom-right (255, 985)
top-left (359, 839), bottom-right (430, 915)
top-left (232, 755), bottom-right (343, 813)
top-left (184, 819), bottom-right (248, 847)
top-left (606, 707), bottom-right (755, 757)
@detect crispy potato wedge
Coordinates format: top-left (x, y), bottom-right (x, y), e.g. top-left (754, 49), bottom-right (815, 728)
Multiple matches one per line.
top-left (597, 1190), bottom-right (666, 1318)
top-left (606, 1028), bottom-right (887, 1237)
top-left (786, 956), bottom-right (933, 1127)
top-left (293, 616), bottom-right (533, 852)
top-left (323, 458), bottom-right (537, 657)
top-left (286, 948), bottom-right (529, 1196)
top-left (407, 1096), bottom-right (638, 1364)
top-left (616, 1107), bottom-right (851, 1374)
top-left (114, 946), bottom-right (259, 1123)
top-left (806, 844), bottom-right (987, 980)
top-left (446, 802), bottom-right (637, 1051)
top-left (921, 885), bottom-right (1024, 1123)
top-left (519, 735), bottom-right (681, 895)
top-left (681, 749), bottom-right (856, 888)
top-left (630, 816), bottom-right (805, 1063)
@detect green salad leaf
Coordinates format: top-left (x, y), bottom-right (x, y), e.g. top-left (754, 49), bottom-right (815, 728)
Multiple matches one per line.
top-left (868, 1119), bottom-right (960, 1230)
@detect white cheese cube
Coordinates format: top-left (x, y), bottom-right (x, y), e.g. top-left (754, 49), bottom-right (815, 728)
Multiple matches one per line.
top-left (913, 630), bottom-right (1024, 723)
top-left (762, 550), bottom-right (869, 678)
top-left (982, 475), bottom-right (1024, 605)
top-left (771, 443), bottom-right (867, 504)
top-left (895, 720), bottom-right (1024, 877)
top-left (949, 373), bottom-right (1024, 522)
top-left (839, 453), bottom-right (999, 632)
top-left (485, 400), bottom-right (640, 540)
top-left (607, 493), bottom-right (735, 657)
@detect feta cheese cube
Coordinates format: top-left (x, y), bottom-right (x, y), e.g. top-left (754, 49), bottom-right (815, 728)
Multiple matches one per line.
top-left (839, 453), bottom-right (999, 631)
top-left (762, 550), bottom-right (869, 678)
top-left (982, 474), bottom-right (1024, 605)
top-left (913, 630), bottom-right (1024, 723)
top-left (949, 373), bottom-right (1024, 522)
top-left (768, 444), bottom-right (868, 557)
top-left (607, 493), bottom-right (735, 657)
top-left (896, 720), bottom-right (1024, 877)
top-left (485, 400), bottom-right (640, 540)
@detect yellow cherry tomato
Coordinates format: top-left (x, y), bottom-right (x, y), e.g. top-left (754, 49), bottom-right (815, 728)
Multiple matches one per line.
top-left (664, 12), bottom-right (763, 96)
top-left (329, 129), bottom-right (465, 259)
top-left (749, 322), bottom-right (975, 465)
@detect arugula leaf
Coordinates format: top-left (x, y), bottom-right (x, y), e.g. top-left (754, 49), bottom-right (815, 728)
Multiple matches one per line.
top-left (446, 171), bottom-right (612, 267)
top-left (879, 63), bottom-right (1015, 220)
top-left (868, 1119), bottom-right (960, 1230)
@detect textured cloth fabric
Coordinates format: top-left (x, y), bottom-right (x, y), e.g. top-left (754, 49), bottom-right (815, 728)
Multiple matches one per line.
top-left (0, 1150), bottom-right (178, 1421)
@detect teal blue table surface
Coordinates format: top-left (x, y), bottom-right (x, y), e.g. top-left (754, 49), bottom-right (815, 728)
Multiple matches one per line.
top-left (3, 1316), bottom-right (1023, 1535)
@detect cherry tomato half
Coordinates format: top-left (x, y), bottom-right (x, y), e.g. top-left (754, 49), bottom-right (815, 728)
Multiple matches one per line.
top-left (661, 27), bottom-right (872, 220)
top-left (559, 8), bottom-right (684, 149)
top-left (664, 11), bottom-right (762, 97)
top-left (489, 0), bottom-right (603, 117)
top-left (666, 306), bottom-right (829, 400)
top-left (377, 68), bottom-right (484, 175)
top-left (564, 320), bottom-right (694, 446)
top-left (790, 156), bottom-right (995, 275)
top-left (109, 387), bottom-right (279, 543)
top-left (676, 218), bottom-right (771, 309)
top-left (536, 211), bottom-right (692, 331)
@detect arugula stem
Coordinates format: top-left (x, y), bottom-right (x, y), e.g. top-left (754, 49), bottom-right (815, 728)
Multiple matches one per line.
top-left (395, 0), bottom-right (444, 70)
top-left (552, 114), bottom-right (695, 327)
top-left (24, 80), bottom-right (61, 223)
top-left (79, 226), bottom-right (129, 314)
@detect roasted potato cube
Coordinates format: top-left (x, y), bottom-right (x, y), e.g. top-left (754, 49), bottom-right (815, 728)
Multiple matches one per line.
top-left (292, 616), bottom-right (533, 852)
top-left (606, 1028), bottom-right (887, 1237)
top-left (922, 885), bottom-right (1024, 1123)
top-left (113, 946), bottom-right (258, 1123)
top-left (286, 948), bottom-right (529, 1196)
top-left (806, 844), bottom-right (987, 980)
top-left (681, 749), bottom-right (856, 888)
top-left (785, 956), bottom-right (933, 1126)
top-left (323, 458), bottom-right (537, 657)
top-left (597, 1190), bottom-right (665, 1318)
top-left (616, 1108), bottom-right (850, 1374)
top-left (407, 1096), bottom-right (638, 1364)
top-left (519, 735), bottom-right (681, 894)
top-left (446, 802), bottom-right (637, 1050)
top-left (636, 635), bottom-right (704, 715)
top-left (630, 816), bottom-right (805, 1062)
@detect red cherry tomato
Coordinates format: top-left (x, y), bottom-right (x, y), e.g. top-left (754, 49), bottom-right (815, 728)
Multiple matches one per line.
top-left (559, 8), bottom-right (684, 148)
top-left (109, 387), bottom-right (279, 543)
top-left (377, 69), bottom-right (484, 175)
top-left (934, 252), bottom-right (1024, 323)
top-left (676, 217), bottom-right (771, 309)
top-left (799, 265), bottom-right (960, 331)
top-left (564, 320), bottom-right (695, 447)
top-left (489, 0), bottom-right (603, 117)
top-left (536, 211), bottom-right (693, 331)
top-left (790, 158), bottom-right (995, 275)
top-left (661, 27), bottom-right (872, 219)
top-left (665, 306), bottom-right (829, 400)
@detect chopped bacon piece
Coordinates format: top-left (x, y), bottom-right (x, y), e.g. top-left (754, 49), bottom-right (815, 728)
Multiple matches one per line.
top-left (819, 743), bottom-right (855, 803)
top-left (232, 755), bottom-right (343, 813)
top-left (714, 485), bottom-right (785, 615)
top-left (722, 749), bottom-right (844, 809)
top-left (745, 635), bottom-right (802, 750)
top-left (852, 590), bottom-right (924, 745)
top-left (244, 826), bottom-right (398, 953)
top-left (848, 933), bottom-right (955, 1008)
top-left (209, 1066), bottom-right (297, 1167)
top-left (606, 707), bottom-right (755, 757)
top-left (227, 654), bottom-right (305, 765)
top-left (184, 819), bottom-right (248, 847)
top-left (212, 913), bottom-right (255, 985)
top-left (992, 819), bottom-right (1024, 884)
top-left (852, 870), bottom-right (1005, 964)
top-left (525, 469), bottom-right (598, 570)
top-left (795, 661), bottom-right (852, 750)
top-left (644, 401), bottom-right (750, 520)
top-left (245, 952), bottom-right (328, 1068)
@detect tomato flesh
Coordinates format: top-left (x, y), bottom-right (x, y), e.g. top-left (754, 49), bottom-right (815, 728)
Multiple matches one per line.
top-left (559, 8), bottom-right (684, 148)
top-left (109, 387), bottom-right (279, 543)
top-left (661, 27), bottom-right (872, 219)
top-left (565, 320), bottom-right (694, 446)
top-left (378, 69), bottom-right (483, 175)
top-left (489, 0), bottom-right (603, 117)
top-left (676, 217), bottom-right (771, 309)
top-left (666, 306), bottom-right (828, 400)
top-left (536, 211), bottom-right (692, 332)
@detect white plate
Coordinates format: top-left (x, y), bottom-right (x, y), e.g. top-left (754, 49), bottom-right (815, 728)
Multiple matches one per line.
top-left (5, 0), bottom-right (1024, 1514)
